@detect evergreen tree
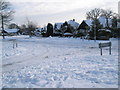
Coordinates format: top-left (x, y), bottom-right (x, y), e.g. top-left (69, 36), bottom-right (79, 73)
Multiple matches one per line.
top-left (112, 17), bottom-right (117, 28)
top-left (110, 16), bottom-right (120, 38)
top-left (89, 19), bottom-right (103, 39)
top-left (47, 23), bottom-right (53, 37)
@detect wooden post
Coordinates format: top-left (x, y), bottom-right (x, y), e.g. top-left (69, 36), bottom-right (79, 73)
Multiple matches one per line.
top-left (13, 43), bottom-right (15, 49)
top-left (99, 43), bottom-right (102, 56)
top-left (109, 46), bottom-right (111, 55)
top-left (13, 40), bottom-right (17, 49)
top-left (1, 15), bottom-right (5, 39)
top-left (100, 48), bottom-right (102, 56)
top-left (16, 42), bottom-right (18, 47)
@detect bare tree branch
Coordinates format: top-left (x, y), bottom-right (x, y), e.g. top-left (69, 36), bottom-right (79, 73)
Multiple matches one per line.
top-left (86, 8), bottom-right (102, 20)
top-left (0, 0), bottom-right (15, 39)
top-left (101, 9), bottom-right (114, 28)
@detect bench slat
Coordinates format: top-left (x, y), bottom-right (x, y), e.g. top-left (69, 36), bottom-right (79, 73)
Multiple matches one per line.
top-left (99, 42), bottom-right (111, 48)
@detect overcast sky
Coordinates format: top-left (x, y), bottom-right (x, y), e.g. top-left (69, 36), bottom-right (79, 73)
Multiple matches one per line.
top-left (9, 0), bottom-right (119, 27)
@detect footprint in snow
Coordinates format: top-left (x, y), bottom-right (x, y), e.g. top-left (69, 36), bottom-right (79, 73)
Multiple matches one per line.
top-left (45, 56), bottom-right (49, 58)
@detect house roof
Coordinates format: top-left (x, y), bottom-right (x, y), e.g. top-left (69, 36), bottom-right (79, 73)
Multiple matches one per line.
top-left (4, 29), bottom-right (19, 33)
top-left (83, 16), bottom-right (112, 27)
top-left (84, 20), bottom-right (93, 26)
top-left (54, 23), bottom-right (63, 30)
top-left (67, 20), bottom-right (79, 29)
top-left (99, 16), bottom-right (112, 27)
top-left (78, 20), bottom-right (89, 30)
top-left (54, 20), bottom-right (79, 30)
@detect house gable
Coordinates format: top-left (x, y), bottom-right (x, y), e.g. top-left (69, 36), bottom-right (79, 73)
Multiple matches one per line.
top-left (78, 21), bottom-right (89, 30)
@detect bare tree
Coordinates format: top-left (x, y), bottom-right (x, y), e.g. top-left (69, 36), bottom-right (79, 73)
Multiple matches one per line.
top-left (101, 9), bottom-right (114, 28)
top-left (0, 0), bottom-right (14, 39)
top-left (26, 18), bottom-right (37, 37)
top-left (86, 8), bottom-right (102, 41)
top-left (20, 24), bottom-right (27, 34)
top-left (86, 8), bottom-right (102, 20)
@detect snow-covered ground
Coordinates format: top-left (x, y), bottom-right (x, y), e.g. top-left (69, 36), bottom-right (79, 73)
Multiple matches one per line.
top-left (1, 36), bottom-right (118, 88)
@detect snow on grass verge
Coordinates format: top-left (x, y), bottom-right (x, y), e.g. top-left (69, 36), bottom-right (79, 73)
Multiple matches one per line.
top-left (1, 36), bottom-right (118, 88)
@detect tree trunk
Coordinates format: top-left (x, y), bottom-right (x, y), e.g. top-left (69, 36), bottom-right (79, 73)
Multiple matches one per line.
top-left (29, 32), bottom-right (32, 37)
top-left (106, 18), bottom-right (109, 29)
top-left (94, 24), bottom-right (96, 41)
top-left (28, 29), bottom-right (32, 37)
top-left (1, 15), bottom-right (5, 39)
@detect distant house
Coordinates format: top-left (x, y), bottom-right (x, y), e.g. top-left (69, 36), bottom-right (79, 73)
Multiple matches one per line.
top-left (53, 19), bottom-right (79, 36)
top-left (42, 26), bottom-right (47, 33)
top-left (4, 29), bottom-right (20, 35)
top-left (53, 23), bottom-right (63, 36)
top-left (63, 25), bottom-right (74, 37)
top-left (77, 20), bottom-right (92, 35)
top-left (67, 19), bottom-right (79, 36)
top-left (67, 19), bottom-right (79, 29)
top-left (54, 23), bottom-right (63, 30)
top-left (34, 28), bottom-right (42, 36)
top-left (78, 16), bottom-right (112, 35)
top-left (38, 26), bottom-right (47, 37)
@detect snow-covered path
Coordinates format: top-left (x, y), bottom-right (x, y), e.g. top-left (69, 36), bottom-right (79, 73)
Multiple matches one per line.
top-left (1, 36), bottom-right (118, 88)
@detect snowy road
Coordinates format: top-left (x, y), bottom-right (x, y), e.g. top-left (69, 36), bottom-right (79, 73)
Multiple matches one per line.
top-left (1, 36), bottom-right (118, 88)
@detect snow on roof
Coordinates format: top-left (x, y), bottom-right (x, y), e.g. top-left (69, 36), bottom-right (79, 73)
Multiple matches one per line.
top-left (84, 20), bottom-right (93, 26)
top-left (67, 20), bottom-right (79, 29)
top-left (54, 23), bottom-right (63, 30)
top-left (64, 33), bottom-right (73, 35)
top-left (98, 29), bottom-right (111, 32)
top-left (4, 29), bottom-right (19, 33)
top-left (99, 16), bottom-right (112, 27)
top-left (84, 16), bottom-right (112, 27)
top-left (54, 20), bottom-right (79, 30)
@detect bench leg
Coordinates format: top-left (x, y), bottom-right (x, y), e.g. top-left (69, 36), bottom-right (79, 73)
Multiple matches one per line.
top-left (109, 46), bottom-right (111, 55)
top-left (100, 48), bottom-right (102, 56)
